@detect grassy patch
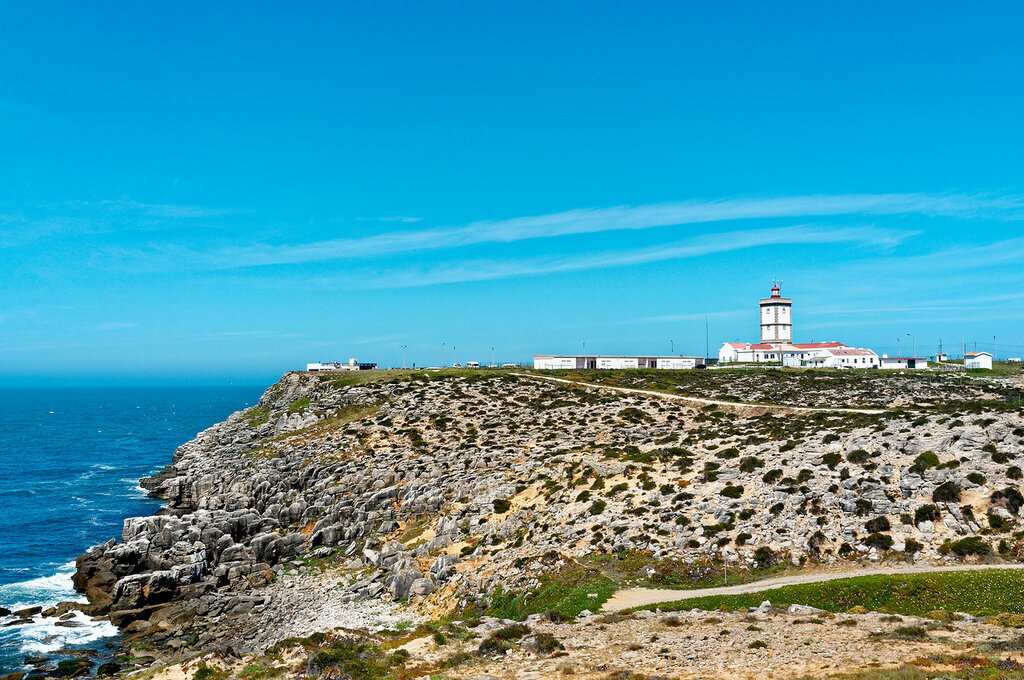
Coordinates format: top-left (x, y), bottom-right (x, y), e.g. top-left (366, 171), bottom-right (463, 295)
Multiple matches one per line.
top-left (247, 405), bottom-right (271, 427)
top-left (631, 569), bottom-right (1024, 618)
top-left (486, 564), bottom-right (616, 620)
top-left (288, 397), bottom-right (311, 412)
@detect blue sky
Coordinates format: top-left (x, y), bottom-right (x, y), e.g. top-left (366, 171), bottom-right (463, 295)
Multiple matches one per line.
top-left (2, 2), bottom-right (1023, 384)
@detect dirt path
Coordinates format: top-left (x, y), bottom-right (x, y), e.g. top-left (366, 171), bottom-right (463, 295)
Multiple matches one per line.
top-left (513, 372), bottom-right (886, 414)
top-left (602, 562), bottom-right (1024, 612)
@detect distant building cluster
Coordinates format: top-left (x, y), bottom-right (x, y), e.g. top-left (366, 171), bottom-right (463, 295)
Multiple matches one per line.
top-left (307, 358), bottom-right (378, 372)
top-left (719, 283), bottom-right (926, 370)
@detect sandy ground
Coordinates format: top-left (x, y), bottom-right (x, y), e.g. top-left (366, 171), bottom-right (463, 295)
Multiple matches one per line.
top-left (603, 563), bottom-right (1024, 611)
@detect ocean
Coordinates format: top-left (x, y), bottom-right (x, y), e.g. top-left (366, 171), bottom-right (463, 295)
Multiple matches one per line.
top-left (0, 386), bottom-right (264, 674)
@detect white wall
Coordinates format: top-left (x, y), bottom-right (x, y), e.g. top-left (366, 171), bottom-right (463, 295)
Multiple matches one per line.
top-left (965, 354), bottom-right (993, 369)
top-left (534, 356), bottom-right (577, 370)
top-left (656, 357), bottom-right (699, 369)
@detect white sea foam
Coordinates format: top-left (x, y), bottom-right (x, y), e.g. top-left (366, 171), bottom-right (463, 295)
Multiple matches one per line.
top-left (0, 563), bottom-right (117, 657)
top-left (0, 562), bottom-right (84, 611)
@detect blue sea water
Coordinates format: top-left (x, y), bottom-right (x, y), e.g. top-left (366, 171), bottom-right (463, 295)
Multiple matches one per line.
top-left (0, 386), bottom-right (264, 674)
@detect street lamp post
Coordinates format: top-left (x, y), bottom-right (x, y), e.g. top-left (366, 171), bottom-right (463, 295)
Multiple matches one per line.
top-left (671, 339), bottom-right (674, 355)
top-left (401, 345), bottom-right (407, 369)
top-left (897, 337), bottom-right (901, 360)
top-left (491, 346), bottom-right (495, 368)
top-left (441, 343), bottom-right (445, 368)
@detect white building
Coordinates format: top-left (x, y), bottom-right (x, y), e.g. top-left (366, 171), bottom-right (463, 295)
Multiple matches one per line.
top-left (760, 282), bottom-right (792, 344)
top-left (964, 351), bottom-right (993, 370)
top-left (878, 356), bottom-right (928, 370)
top-left (805, 347), bottom-right (880, 369)
top-left (533, 355), bottom-right (704, 370)
top-left (307, 358), bottom-right (377, 372)
top-left (719, 283), bottom-right (881, 368)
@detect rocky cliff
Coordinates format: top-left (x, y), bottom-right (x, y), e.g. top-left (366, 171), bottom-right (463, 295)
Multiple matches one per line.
top-left (72, 369), bottom-right (1024, 657)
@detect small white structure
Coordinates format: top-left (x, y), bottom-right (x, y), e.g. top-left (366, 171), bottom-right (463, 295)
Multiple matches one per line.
top-left (934, 352), bottom-right (948, 363)
top-left (307, 358), bottom-right (377, 372)
top-left (533, 355), bottom-right (704, 370)
top-left (879, 356), bottom-right (928, 370)
top-left (964, 351), bottom-right (993, 370)
top-left (805, 347), bottom-right (880, 369)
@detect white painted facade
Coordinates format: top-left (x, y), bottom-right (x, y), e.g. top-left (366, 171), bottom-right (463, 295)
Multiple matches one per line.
top-left (533, 355), bottom-right (578, 370)
top-left (307, 358), bottom-right (366, 372)
top-left (805, 348), bottom-right (880, 369)
top-left (964, 352), bottom-right (993, 370)
top-left (878, 356), bottom-right (928, 370)
top-left (760, 282), bottom-right (793, 344)
top-left (533, 355), bottom-right (704, 370)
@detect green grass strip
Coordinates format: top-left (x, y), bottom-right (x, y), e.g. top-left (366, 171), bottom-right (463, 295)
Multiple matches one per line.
top-left (630, 569), bottom-right (1024, 618)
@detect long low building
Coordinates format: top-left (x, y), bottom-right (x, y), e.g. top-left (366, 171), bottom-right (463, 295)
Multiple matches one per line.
top-left (307, 358), bottom-right (378, 371)
top-left (534, 355), bottom-right (705, 370)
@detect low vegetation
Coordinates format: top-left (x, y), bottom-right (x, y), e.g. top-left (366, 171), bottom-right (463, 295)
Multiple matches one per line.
top-left (633, 569), bottom-right (1024, 617)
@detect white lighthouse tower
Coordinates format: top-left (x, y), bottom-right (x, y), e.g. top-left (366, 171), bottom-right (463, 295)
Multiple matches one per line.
top-left (759, 281), bottom-right (792, 344)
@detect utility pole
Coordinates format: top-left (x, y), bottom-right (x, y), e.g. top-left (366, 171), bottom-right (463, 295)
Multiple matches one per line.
top-left (705, 308), bottom-right (710, 363)
top-left (909, 333), bottom-right (915, 359)
top-left (441, 342), bottom-right (445, 368)
top-left (453, 345), bottom-right (456, 367)
top-left (897, 337), bottom-right (901, 359)
top-left (994, 335), bottom-right (997, 362)
top-left (491, 346), bottom-right (495, 368)
top-left (671, 339), bottom-right (674, 355)
top-left (401, 345), bottom-right (407, 369)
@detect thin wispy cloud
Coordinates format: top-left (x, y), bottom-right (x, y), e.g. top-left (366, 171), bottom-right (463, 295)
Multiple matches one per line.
top-left (104, 191), bottom-right (1021, 270)
top-left (312, 224), bottom-right (916, 289)
top-left (355, 216), bottom-right (422, 223)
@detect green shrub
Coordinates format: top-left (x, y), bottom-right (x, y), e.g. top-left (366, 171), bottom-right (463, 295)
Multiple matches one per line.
top-left (940, 536), bottom-right (990, 557)
top-left (478, 623), bottom-right (531, 656)
top-left (822, 452), bottom-right (841, 470)
top-left (493, 499), bottom-right (512, 514)
top-left (864, 533), bottom-right (894, 550)
top-left (763, 469), bottom-right (783, 484)
top-left (993, 487), bottom-right (1024, 515)
top-left (915, 504), bottom-right (941, 525)
top-left (753, 546), bottom-right (776, 567)
top-left (933, 481), bottom-right (961, 503)
top-left (848, 449), bottom-right (871, 464)
top-left (588, 500), bottom-right (607, 515)
top-left (967, 472), bottom-right (986, 485)
top-left (904, 539), bottom-right (924, 554)
top-left (911, 451), bottom-right (940, 473)
top-left (527, 632), bottom-right (564, 655)
top-left (739, 456), bottom-right (764, 473)
top-left (865, 516), bottom-right (891, 533)
top-left (989, 513), bottom-right (1009, 531)
top-left (719, 485), bottom-right (744, 499)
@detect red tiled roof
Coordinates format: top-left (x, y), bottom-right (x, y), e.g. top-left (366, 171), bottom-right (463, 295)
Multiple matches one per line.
top-left (829, 348), bottom-right (876, 356)
top-left (792, 342), bottom-right (847, 349)
top-left (726, 342), bottom-right (748, 348)
top-left (750, 344), bottom-right (774, 350)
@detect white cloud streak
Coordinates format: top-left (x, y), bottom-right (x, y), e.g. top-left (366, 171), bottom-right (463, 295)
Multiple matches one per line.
top-left (313, 224), bottom-right (917, 289)
top-left (107, 192), bottom-right (1023, 271)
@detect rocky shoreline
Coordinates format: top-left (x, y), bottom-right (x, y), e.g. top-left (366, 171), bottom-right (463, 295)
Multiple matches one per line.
top-left (13, 368), bottom-right (1017, 677)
